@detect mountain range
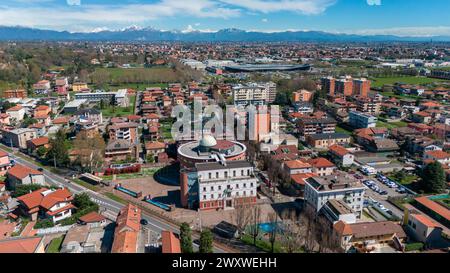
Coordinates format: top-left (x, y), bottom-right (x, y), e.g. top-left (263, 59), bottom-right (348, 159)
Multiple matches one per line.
top-left (0, 26), bottom-right (448, 42)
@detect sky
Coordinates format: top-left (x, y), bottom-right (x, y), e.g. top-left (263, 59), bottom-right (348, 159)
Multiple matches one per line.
top-left (1, 0), bottom-right (450, 36)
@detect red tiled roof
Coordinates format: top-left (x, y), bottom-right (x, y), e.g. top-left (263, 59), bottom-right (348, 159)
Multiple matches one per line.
top-left (145, 141), bottom-right (166, 150)
top-left (6, 105), bottom-right (23, 112)
top-left (412, 214), bottom-right (438, 228)
top-left (7, 164), bottom-right (42, 180)
top-left (0, 150), bottom-right (8, 157)
top-left (333, 220), bottom-right (352, 236)
top-left (17, 188), bottom-right (73, 211)
top-left (0, 237), bottom-right (43, 253)
top-left (425, 150), bottom-right (450, 160)
top-left (161, 231), bottom-right (181, 254)
top-left (79, 211), bottom-right (106, 224)
top-left (285, 159), bottom-right (311, 169)
top-left (291, 173), bottom-right (316, 186)
top-left (308, 157), bottom-right (335, 168)
top-left (29, 137), bottom-right (49, 147)
top-left (329, 144), bottom-right (350, 157)
top-left (415, 196), bottom-right (450, 222)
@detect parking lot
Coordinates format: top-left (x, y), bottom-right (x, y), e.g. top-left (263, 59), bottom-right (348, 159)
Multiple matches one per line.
top-left (353, 171), bottom-right (408, 220)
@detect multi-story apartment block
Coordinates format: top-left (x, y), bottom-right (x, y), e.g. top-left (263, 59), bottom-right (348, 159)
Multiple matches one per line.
top-left (1, 128), bottom-right (37, 149)
top-left (2, 89), bottom-right (27, 99)
top-left (75, 89), bottom-right (129, 107)
top-left (321, 76), bottom-right (336, 96)
top-left (335, 76), bottom-right (354, 97)
top-left (298, 117), bottom-right (337, 138)
top-left (349, 111), bottom-right (377, 129)
top-left (355, 97), bottom-right (381, 115)
top-left (232, 82), bottom-right (276, 106)
top-left (304, 173), bottom-right (366, 218)
top-left (180, 161), bottom-right (258, 210)
top-left (352, 78), bottom-right (371, 98)
top-left (109, 122), bottom-right (138, 144)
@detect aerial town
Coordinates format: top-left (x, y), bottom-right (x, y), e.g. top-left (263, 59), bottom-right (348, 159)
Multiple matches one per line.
top-left (0, 40), bottom-right (448, 255)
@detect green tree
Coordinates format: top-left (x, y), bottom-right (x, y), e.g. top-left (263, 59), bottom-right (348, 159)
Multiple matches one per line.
top-left (36, 146), bottom-right (49, 158)
top-left (420, 162), bottom-right (446, 193)
top-left (180, 222), bottom-right (194, 253)
top-left (46, 129), bottom-right (70, 167)
top-left (199, 229), bottom-right (213, 253)
top-left (12, 184), bottom-right (43, 197)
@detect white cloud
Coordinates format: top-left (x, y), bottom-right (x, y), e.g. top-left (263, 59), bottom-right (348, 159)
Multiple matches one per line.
top-left (366, 0), bottom-right (381, 6)
top-left (219, 0), bottom-right (337, 14)
top-left (262, 18), bottom-right (268, 22)
top-left (67, 0), bottom-right (81, 6)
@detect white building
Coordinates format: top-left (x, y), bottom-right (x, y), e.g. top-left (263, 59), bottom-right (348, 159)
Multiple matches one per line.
top-left (349, 111), bottom-right (377, 129)
top-left (232, 82), bottom-right (277, 106)
top-left (304, 173), bottom-right (366, 218)
top-left (195, 161), bottom-right (258, 211)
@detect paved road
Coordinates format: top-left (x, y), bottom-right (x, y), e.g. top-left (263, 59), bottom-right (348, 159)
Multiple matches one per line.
top-left (5, 148), bottom-right (227, 253)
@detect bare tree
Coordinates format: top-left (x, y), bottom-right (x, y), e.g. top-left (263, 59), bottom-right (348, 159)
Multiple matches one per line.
top-left (248, 205), bottom-right (262, 246)
top-left (279, 210), bottom-right (305, 253)
top-left (233, 204), bottom-right (251, 237)
top-left (267, 212), bottom-right (278, 253)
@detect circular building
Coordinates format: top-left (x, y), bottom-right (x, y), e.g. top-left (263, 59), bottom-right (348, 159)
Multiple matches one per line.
top-left (178, 135), bottom-right (247, 168)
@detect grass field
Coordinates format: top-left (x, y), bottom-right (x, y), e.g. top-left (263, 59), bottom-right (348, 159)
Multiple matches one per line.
top-left (104, 192), bottom-right (128, 204)
top-left (372, 76), bottom-right (448, 88)
top-left (336, 125), bottom-right (353, 134)
top-left (103, 168), bottom-right (161, 181)
top-left (91, 67), bottom-right (184, 86)
top-left (101, 94), bottom-right (136, 118)
top-left (72, 178), bottom-right (99, 192)
top-left (376, 120), bottom-right (408, 130)
top-left (46, 236), bottom-right (64, 253)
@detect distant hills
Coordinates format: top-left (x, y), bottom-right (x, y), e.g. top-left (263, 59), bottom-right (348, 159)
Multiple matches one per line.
top-left (0, 26), bottom-right (449, 42)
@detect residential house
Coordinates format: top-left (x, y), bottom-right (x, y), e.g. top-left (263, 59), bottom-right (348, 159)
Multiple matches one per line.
top-left (111, 204), bottom-right (141, 253)
top-left (105, 139), bottom-right (137, 162)
top-left (284, 160), bottom-right (313, 175)
top-left (78, 211), bottom-right (107, 228)
top-left (306, 133), bottom-right (351, 149)
top-left (333, 221), bottom-right (407, 252)
top-left (423, 150), bottom-right (450, 166)
top-left (405, 211), bottom-right (448, 248)
top-left (0, 237), bottom-right (45, 253)
top-left (2, 128), bottom-right (37, 149)
top-left (0, 113), bottom-right (10, 126)
top-left (145, 141), bottom-right (166, 157)
top-left (27, 137), bottom-right (50, 154)
top-left (109, 122), bottom-right (139, 143)
top-left (161, 231), bottom-right (181, 254)
top-left (307, 157), bottom-right (336, 176)
top-left (17, 188), bottom-right (74, 223)
top-left (0, 151), bottom-right (12, 176)
top-left (329, 145), bottom-right (355, 167)
top-left (5, 105), bottom-right (25, 122)
top-left (6, 164), bottom-right (45, 190)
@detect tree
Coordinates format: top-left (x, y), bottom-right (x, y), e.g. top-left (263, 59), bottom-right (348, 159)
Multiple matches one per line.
top-left (420, 162), bottom-right (446, 193)
top-left (279, 210), bottom-right (304, 253)
top-left (180, 223), bottom-right (193, 253)
top-left (46, 129), bottom-right (70, 167)
top-left (199, 229), bottom-right (213, 253)
top-left (267, 212), bottom-right (278, 253)
top-left (12, 184), bottom-right (43, 197)
top-left (248, 205), bottom-right (262, 246)
top-left (73, 131), bottom-right (106, 172)
top-left (36, 146), bottom-right (49, 158)
top-left (233, 204), bottom-right (251, 237)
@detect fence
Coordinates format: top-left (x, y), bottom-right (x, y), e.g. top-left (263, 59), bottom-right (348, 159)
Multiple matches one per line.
top-left (36, 225), bottom-right (73, 235)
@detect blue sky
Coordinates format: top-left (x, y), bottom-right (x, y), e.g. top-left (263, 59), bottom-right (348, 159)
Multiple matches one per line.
top-left (1, 0), bottom-right (450, 36)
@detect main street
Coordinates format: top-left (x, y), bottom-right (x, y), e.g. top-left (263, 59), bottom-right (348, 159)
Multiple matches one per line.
top-left (3, 147), bottom-right (228, 253)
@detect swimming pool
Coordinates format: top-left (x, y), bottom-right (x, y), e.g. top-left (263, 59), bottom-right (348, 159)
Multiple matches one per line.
top-left (258, 222), bottom-right (278, 233)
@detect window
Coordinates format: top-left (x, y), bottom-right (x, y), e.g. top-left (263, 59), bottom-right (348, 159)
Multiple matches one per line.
top-left (219, 186), bottom-right (222, 190)
top-left (236, 184), bottom-right (239, 189)
top-left (203, 187), bottom-right (206, 192)
top-left (203, 195), bottom-right (206, 200)
top-left (233, 170), bottom-right (236, 177)
top-left (208, 173), bottom-right (211, 179)
top-left (216, 172), bottom-right (219, 178)
top-left (225, 171), bottom-right (228, 178)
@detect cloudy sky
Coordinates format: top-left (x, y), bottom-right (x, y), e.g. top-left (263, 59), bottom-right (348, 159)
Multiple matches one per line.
top-left (1, 0), bottom-right (450, 36)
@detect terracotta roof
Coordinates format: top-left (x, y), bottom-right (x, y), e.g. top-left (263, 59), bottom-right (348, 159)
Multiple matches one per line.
top-left (0, 221), bottom-right (16, 240)
top-left (17, 188), bottom-right (73, 211)
top-left (52, 116), bottom-right (70, 124)
top-left (79, 211), bottom-right (106, 224)
top-left (329, 145), bottom-right (350, 157)
top-left (127, 115), bottom-right (141, 121)
top-left (29, 137), bottom-right (49, 147)
top-left (291, 173), bottom-right (316, 186)
top-left (161, 231), bottom-right (181, 254)
top-left (6, 105), bottom-right (23, 112)
top-left (414, 196), bottom-right (450, 222)
top-left (425, 150), bottom-right (450, 160)
top-left (412, 213), bottom-right (438, 228)
top-left (213, 140), bottom-right (235, 150)
top-left (111, 204), bottom-right (141, 254)
top-left (0, 237), bottom-right (43, 253)
top-left (285, 159), bottom-right (311, 169)
top-left (7, 164), bottom-right (43, 180)
top-left (0, 150), bottom-right (8, 157)
top-left (307, 157), bottom-right (335, 168)
top-left (333, 220), bottom-right (353, 236)
top-left (145, 141), bottom-right (166, 150)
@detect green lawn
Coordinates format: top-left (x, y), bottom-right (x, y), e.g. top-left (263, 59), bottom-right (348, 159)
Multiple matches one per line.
top-left (104, 192), bottom-right (128, 204)
top-left (372, 76), bottom-right (448, 88)
top-left (101, 94), bottom-right (136, 117)
top-left (103, 168), bottom-right (161, 181)
top-left (46, 236), bottom-right (64, 253)
top-left (388, 174), bottom-right (419, 185)
top-left (336, 125), bottom-right (353, 134)
top-left (240, 234), bottom-right (283, 253)
top-left (376, 120), bottom-right (408, 130)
